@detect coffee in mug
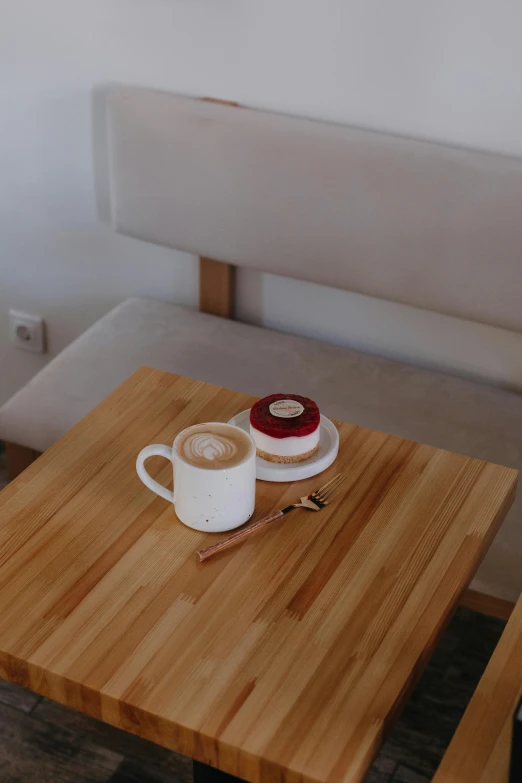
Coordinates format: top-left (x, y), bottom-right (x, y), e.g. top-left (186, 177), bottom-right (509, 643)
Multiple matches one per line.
top-left (176, 423), bottom-right (252, 470)
top-left (136, 423), bottom-right (256, 532)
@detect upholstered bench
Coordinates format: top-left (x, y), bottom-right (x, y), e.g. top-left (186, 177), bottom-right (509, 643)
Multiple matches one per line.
top-left (1, 89), bottom-right (521, 608)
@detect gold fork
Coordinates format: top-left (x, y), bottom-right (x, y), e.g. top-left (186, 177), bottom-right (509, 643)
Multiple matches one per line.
top-left (197, 473), bottom-right (346, 562)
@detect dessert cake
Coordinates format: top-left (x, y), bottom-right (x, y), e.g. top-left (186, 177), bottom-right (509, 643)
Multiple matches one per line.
top-left (249, 394), bottom-right (320, 463)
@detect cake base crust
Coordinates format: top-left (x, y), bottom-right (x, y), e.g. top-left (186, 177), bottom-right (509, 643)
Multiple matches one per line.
top-left (256, 444), bottom-right (319, 464)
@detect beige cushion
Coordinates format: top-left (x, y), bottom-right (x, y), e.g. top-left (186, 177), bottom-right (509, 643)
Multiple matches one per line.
top-left (109, 89), bottom-right (522, 331)
top-left (1, 297), bottom-right (521, 601)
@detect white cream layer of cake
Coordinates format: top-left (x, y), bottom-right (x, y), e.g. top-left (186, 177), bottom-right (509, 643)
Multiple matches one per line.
top-left (250, 424), bottom-right (320, 457)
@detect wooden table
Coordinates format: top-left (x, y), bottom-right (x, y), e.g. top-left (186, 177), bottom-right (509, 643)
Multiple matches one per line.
top-left (433, 593), bottom-right (522, 783)
top-left (0, 368), bottom-right (517, 783)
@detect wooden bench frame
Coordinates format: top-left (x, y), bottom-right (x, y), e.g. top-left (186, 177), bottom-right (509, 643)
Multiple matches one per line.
top-left (433, 592), bottom-right (522, 782)
top-left (2, 99), bottom-right (515, 622)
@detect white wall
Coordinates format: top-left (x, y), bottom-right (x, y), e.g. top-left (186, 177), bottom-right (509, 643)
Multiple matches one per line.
top-left (2, 0), bottom-right (522, 407)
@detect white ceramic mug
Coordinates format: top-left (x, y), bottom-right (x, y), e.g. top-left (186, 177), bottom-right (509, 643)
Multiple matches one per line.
top-left (136, 422), bottom-right (256, 532)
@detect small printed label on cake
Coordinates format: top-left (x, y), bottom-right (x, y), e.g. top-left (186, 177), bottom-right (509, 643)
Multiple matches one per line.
top-left (269, 399), bottom-right (304, 418)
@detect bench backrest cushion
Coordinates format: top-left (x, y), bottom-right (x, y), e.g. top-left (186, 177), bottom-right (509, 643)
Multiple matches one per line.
top-left (107, 88), bottom-right (522, 332)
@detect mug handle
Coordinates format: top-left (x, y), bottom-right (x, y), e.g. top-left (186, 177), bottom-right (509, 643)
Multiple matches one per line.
top-left (136, 445), bottom-right (174, 503)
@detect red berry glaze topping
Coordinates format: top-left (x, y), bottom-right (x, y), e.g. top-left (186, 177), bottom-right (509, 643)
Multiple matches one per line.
top-left (250, 394), bottom-right (320, 439)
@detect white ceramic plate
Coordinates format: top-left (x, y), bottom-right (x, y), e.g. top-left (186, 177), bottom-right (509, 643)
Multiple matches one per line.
top-left (227, 409), bottom-right (339, 483)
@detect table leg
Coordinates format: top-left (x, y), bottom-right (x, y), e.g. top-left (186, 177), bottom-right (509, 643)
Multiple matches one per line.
top-left (193, 760), bottom-right (246, 783)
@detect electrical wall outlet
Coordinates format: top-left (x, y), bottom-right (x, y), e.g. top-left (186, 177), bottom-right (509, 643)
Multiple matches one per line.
top-left (9, 309), bottom-right (46, 353)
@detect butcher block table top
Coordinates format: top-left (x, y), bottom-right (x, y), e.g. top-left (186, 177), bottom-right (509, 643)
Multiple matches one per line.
top-left (0, 367), bottom-right (517, 783)
top-left (433, 593), bottom-right (522, 783)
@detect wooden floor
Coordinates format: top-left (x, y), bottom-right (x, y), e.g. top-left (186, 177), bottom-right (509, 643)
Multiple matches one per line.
top-left (0, 448), bottom-right (507, 783)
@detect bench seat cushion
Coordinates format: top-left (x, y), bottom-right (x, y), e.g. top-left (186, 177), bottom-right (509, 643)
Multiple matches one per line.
top-left (1, 297), bottom-right (521, 601)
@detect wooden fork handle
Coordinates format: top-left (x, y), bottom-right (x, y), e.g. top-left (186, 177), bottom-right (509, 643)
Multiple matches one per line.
top-left (197, 508), bottom-right (293, 562)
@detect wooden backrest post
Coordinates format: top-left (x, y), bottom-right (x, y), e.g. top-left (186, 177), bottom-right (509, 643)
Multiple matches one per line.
top-left (198, 98), bottom-right (239, 320)
top-left (199, 257), bottom-right (236, 319)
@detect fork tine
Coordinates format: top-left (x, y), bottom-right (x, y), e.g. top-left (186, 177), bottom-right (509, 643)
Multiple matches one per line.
top-left (320, 483), bottom-right (345, 504)
top-left (312, 476), bottom-right (343, 501)
top-left (316, 473), bottom-right (344, 496)
top-left (312, 474), bottom-right (346, 503)
top-left (320, 479), bottom-right (346, 503)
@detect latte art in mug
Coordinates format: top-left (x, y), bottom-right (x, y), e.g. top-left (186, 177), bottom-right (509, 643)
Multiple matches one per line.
top-left (176, 423), bottom-right (253, 469)
top-left (183, 433), bottom-right (237, 464)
